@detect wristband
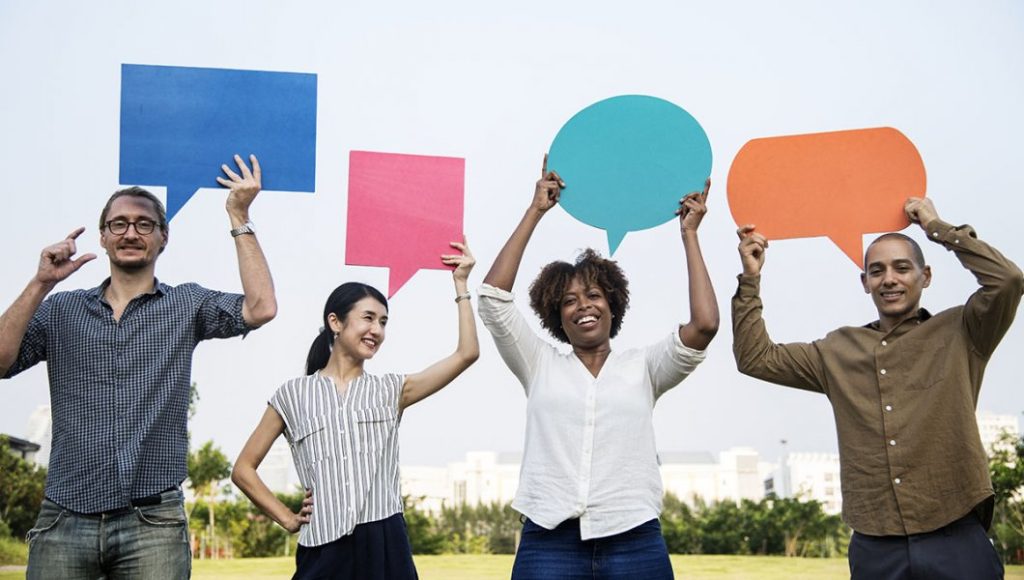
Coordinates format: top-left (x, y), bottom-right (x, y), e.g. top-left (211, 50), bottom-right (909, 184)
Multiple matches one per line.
top-left (455, 293), bottom-right (471, 303)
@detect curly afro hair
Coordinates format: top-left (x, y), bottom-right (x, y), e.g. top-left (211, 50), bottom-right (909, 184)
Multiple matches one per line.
top-left (528, 248), bottom-right (630, 344)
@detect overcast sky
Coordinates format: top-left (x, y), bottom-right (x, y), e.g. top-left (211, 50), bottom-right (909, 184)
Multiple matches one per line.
top-left (1, 1), bottom-right (1021, 469)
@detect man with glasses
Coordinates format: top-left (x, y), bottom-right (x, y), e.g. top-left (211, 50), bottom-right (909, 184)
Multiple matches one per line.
top-left (0, 155), bottom-right (277, 579)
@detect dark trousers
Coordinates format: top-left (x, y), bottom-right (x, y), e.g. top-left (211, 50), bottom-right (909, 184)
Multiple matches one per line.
top-left (512, 518), bottom-right (673, 580)
top-left (849, 513), bottom-right (1004, 580)
top-left (293, 513), bottom-right (417, 580)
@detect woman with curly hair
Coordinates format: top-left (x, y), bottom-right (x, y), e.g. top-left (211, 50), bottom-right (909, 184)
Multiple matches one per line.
top-left (479, 157), bottom-right (719, 579)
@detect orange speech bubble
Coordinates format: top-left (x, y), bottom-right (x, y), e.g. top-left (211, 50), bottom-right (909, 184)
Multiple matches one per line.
top-left (727, 127), bottom-right (926, 268)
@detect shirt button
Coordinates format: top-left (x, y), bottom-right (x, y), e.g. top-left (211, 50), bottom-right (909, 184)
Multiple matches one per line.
top-left (880, 369), bottom-right (887, 375)
top-left (889, 440), bottom-right (896, 446)
top-left (881, 340), bottom-right (887, 346)
top-left (954, 239), bottom-right (960, 244)
top-left (932, 232), bottom-right (939, 238)
top-left (885, 405), bottom-right (893, 412)
top-left (894, 478), bottom-right (902, 484)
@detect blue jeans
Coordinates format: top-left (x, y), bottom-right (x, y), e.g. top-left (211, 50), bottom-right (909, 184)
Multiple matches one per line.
top-left (26, 489), bottom-right (191, 580)
top-left (512, 517), bottom-right (673, 580)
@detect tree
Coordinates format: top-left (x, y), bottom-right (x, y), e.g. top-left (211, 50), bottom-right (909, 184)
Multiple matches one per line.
top-left (187, 440), bottom-right (231, 559)
top-left (990, 430), bottom-right (1024, 564)
top-left (0, 436), bottom-right (47, 539)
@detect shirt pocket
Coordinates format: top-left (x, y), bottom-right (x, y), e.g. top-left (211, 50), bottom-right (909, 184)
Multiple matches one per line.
top-left (291, 413), bottom-right (331, 465)
top-left (897, 339), bottom-right (947, 391)
top-left (352, 405), bottom-right (396, 456)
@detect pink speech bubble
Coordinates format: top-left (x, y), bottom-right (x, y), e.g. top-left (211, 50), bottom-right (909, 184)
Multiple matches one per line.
top-left (346, 150), bottom-right (465, 297)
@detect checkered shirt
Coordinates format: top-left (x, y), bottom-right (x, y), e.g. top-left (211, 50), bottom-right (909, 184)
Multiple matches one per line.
top-left (3, 279), bottom-right (251, 513)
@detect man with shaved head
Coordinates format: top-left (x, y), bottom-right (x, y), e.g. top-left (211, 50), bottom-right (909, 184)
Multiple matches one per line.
top-left (732, 197), bottom-right (1022, 579)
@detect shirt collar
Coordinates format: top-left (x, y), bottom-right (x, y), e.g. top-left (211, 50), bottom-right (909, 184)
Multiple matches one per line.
top-left (864, 307), bottom-right (933, 331)
top-left (89, 278), bottom-right (167, 302)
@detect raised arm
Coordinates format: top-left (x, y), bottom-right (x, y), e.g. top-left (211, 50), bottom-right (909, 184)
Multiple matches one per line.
top-left (231, 406), bottom-right (312, 533)
top-left (676, 179), bottom-right (719, 350)
top-left (731, 225), bottom-right (827, 393)
top-left (400, 240), bottom-right (481, 410)
top-left (906, 197), bottom-right (1024, 358)
top-left (482, 155), bottom-right (564, 291)
top-left (0, 228), bottom-right (95, 377)
top-left (217, 154), bottom-right (277, 328)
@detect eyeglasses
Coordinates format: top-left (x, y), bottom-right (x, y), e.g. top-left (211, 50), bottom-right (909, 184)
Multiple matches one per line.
top-left (104, 219), bottom-right (160, 235)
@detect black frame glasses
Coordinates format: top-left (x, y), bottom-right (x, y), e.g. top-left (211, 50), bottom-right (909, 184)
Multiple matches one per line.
top-left (104, 219), bottom-right (160, 235)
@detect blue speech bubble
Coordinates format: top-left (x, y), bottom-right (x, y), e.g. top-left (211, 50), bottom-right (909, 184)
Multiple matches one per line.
top-left (119, 64), bottom-right (317, 221)
top-left (547, 95), bottom-right (712, 253)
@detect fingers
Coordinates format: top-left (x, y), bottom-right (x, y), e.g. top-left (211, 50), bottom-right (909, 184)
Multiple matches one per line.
top-left (215, 176), bottom-right (231, 187)
top-left (550, 170), bottom-right (565, 189)
top-left (250, 154), bottom-right (262, 182)
top-left (221, 163), bottom-right (241, 182)
top-left (70, 253), bottom-right (98, 272)
top-left (66, 226), bottom-right (87, 241)
top-left (736, 224), bottom-right (757, 239)
top-left (234, 154), bottom-right (253, 180)
top-left (542, 153), bottom-right (548, 177)
top-left (701, 177), bottom-right (711, 200)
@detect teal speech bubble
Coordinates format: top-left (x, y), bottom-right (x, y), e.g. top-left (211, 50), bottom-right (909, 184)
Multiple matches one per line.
top-left (547, 95), bottom-right (712, 253)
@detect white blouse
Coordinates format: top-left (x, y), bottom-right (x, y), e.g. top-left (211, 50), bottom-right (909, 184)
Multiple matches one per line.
top-left (270, 371), bottom-right (405, 547)
top-left (478, 283), bottom-right (706, 540)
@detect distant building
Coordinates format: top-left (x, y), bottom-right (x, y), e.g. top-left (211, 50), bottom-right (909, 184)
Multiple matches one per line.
top-left (402, 447), bottom-right (775, 513)
top-left (977, 411), bottom-right (1020, 455)
top-left (660, 447), bottom-right (774, 505)
top-left (25, 404), bottom-right (52, 467)
top-left (257, 436), bottom-right (300, 494)
top-left (766, 452), bottom-right (842, 515)
top-left (3, 433), bottom-right (41, 463)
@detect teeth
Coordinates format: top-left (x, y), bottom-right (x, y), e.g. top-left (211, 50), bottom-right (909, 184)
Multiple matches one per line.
top-left (577, 315), bottom-right (597, 325)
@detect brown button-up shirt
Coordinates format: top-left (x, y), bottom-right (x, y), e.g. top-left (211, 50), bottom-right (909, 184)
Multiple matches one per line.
top-left (732, 220), bottom-right (1023, 536)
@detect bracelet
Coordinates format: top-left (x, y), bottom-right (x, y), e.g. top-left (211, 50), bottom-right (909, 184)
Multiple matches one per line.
top-left (455, 293), bottom-right (472, 303)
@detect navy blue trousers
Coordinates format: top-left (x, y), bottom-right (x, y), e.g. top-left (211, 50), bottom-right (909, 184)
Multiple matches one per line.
top-left (293, 513), bottom-right (418, 580)
top-left (849, 512), bottom-right (1004, 580)
top-left (512, 518), bottom-right (673, 580)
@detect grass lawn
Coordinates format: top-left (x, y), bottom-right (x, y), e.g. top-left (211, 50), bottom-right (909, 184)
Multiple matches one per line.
top-left (2, 555), bottom-right (1022, 578)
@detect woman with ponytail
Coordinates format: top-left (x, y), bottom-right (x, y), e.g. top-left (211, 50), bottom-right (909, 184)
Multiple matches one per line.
top-left (232, 240), bottom-right (478, 579)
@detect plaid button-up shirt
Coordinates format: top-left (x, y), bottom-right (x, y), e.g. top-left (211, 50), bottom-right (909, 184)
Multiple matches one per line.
top-left (4, 279), bottom-right (251, 513)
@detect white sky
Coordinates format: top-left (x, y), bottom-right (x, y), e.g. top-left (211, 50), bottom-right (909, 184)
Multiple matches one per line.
top-left (1, 1), bottom-right (1021, 469)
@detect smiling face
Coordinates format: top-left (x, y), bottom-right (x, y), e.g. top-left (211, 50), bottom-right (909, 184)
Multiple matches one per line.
top-left (329, 296), bottom-right (388, 360)
top-left (861, 237), bottom-right (931, 329)
top-left (559, 275), bottom-right (613, 351)
top-left (99, 195), bottom-right (168, 272)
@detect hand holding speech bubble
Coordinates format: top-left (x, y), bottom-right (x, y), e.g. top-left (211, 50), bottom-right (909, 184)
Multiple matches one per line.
top-left (346, 151), bottom-right (465, 298)
top-left (119, 64), bottom-right (317, 221)
top-left (726, 127), bottom-right (926, 268)
top-left (547, 95), bottom-right (712, 254)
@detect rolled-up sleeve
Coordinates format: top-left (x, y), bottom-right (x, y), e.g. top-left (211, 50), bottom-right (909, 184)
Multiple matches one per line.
top-left (477, 284), bottom-right (547, 394)
top-left (645, 329), bottom-right (706, 399)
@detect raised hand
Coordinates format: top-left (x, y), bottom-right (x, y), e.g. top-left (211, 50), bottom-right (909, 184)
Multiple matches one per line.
top-left (533, 154), bottom-right (565, 213)
top-left (442, 238), bottom-right (476, 283)
top-left (36, 227), bottom-right (96, 286)
top-left (677, 178), bottom-right (711, 234)
top-left (904, 197), bottom-right (938, 229)
top-left (217, 154), bottom-right (262, 218)
top-left (737, 224), bottom-right (769, 276)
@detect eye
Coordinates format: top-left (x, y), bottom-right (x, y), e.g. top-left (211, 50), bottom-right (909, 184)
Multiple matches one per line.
top-left (110, 219), bottom-right (128, 228)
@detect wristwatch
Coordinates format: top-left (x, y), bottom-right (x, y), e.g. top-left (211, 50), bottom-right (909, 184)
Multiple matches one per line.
top-left (230, 221), bottom-right (256, 237)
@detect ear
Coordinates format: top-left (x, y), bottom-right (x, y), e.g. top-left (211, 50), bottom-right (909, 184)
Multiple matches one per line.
top-left (860, 272), bottom-right (870, 294)
top-left (921, 265), bottom-right (932, 289)
top-left (327, 312), bottom-right (343, 333)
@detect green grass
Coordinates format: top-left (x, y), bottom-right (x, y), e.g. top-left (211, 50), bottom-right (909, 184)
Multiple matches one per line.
top-left (1, 555), bottom-right (1022, 579)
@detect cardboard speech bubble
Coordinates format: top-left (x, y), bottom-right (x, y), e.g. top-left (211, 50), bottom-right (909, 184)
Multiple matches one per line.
top-left (119, 64), bottom-right (317, 221)
top-left (727, 127), bottom-right (926, 268)
top-left (345, 151), bottom-right (465, 298)
top-left (547, 95), bottom-right (712, 254)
